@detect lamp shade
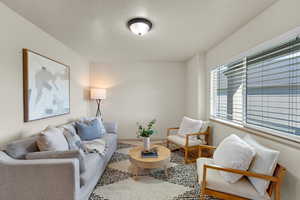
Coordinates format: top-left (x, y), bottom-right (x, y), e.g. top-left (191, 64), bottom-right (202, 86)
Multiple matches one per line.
top-left (90, 88), bottom-right (106, 100)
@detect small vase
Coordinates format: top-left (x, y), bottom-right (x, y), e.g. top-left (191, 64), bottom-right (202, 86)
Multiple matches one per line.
top-left (143, 137), bottom-right (151, 151)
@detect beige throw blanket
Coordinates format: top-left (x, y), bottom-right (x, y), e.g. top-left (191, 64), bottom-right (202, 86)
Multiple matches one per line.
top-left (82, 138), bottom-right (107, 156)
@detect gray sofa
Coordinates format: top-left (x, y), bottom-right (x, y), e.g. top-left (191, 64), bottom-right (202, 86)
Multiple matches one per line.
top-left (0, 122), bottom-right (118, 200)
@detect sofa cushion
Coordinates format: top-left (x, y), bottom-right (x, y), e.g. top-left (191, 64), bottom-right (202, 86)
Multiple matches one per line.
top-left (75, 119), bottom-right (103, 141)
top-left (102, 134), bottom-right (117, 163)
top-left (196, 158), bottom-right (270, 200)
top-left (80, 153), bottom-right (104, 187)
top-left (4, 136), bottom-right (38, 159)
top-left (213, 134), bottom-right (256, 183)
top-left (103, 122), bottom-right (118, 134)
top-left (102, 133), bottom-right (118, 147)
top-left (61, 123), bottom-right (77, 136)
top-left (243, 135), bottom-right (279, 196)
top-left (62, 125), bottom-right (85, 152)
top-left (178, 117), bottom-right (203, 140)
top-left (26, 149), bottom-right (86, 173)
top-left (167, 135), bottom-right (206, 147)
top-left (37, 126), bottom-right (69, 151)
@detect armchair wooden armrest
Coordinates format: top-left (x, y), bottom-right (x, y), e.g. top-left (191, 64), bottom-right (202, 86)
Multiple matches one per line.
top-left (203, 164), bottom-right (279, 182)
top-left (167, 127), bottom-right (179, 136)
top-left (185, 132), bottom-right (208, 146)
top-left (200, 164), bottom-right (285, 200)
top-left (185, 128), bottom-right (210, 146)
top-left (198, 144), bottom-right (217, 150)
top-left (167, 126), bottom-right (211, 164)
top-left (185, 132), bottom-right (208, 137)
top-left (197, 144), bottom-right (216, 158)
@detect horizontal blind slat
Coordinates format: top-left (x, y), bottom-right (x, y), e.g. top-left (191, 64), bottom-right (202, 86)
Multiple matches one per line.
top-left (246, 37), bottom-right (300, 137)
top-left (211, 37), bottom-right (300, 138)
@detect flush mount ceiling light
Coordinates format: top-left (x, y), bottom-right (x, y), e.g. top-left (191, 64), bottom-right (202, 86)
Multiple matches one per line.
top-left (127, 17), bottom-right (152, 36)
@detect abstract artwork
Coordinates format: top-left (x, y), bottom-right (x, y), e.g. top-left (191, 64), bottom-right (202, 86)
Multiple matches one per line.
top-left (23, 49), bottom-right (70, 122)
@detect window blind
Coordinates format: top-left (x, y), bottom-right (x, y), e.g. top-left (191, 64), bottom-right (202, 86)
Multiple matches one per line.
top-left (246, 39), bottom-right (300, 136)
top-left (211, 59), bottom-right (245, 123)
top-left (210, 37), bottom-right (300, 140)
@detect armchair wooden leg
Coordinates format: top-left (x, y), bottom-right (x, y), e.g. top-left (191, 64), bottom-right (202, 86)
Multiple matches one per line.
top-left (198, 147), bottom-right (202, 158)
top-left (201, 165), bottom-right (207, 200)
top-left (275, 182), bottom-right (281, 200)
top-left (184, 148), bottom-right (189, 164)
top-left (200, 185), bottom-right (206, 200)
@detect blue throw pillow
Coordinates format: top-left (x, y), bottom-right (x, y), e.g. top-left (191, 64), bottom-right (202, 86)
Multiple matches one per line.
top-left (80, 117), bottom-right (107, 135)
top-left (75, 119), bottom-right (103, 141)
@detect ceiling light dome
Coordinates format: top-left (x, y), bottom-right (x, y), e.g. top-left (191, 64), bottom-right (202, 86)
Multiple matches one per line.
top-left (127, 18), bottom-right (152, 36)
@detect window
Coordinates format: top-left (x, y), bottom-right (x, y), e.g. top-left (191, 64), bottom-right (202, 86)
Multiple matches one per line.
top-left (211, 38), bottom-right (300, 140)
top-left (211, 59), bottom-right (245, 124)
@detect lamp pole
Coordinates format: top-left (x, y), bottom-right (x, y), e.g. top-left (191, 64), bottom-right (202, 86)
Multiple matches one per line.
top-left (90, 88), bottom-right (106, 120)
top-left (95, 99), bottom-right (103, 119)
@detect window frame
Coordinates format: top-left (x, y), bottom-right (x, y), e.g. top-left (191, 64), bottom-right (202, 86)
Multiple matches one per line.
top-left (210, 34), bottom-right (300, 144)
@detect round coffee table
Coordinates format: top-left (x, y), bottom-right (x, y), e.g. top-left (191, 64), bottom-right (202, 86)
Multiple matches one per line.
top-left (129, 145), bottom-right (171, 178)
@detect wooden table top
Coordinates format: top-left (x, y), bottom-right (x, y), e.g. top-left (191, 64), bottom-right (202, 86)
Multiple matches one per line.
top-left (129, 145), bottom-right (171, 163)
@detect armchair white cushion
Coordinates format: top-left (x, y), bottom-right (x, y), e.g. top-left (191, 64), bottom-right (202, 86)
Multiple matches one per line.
top-left (178, 117), bottom-right (203, 139)
top-left (167, 135), bottom-right (206, 147)
top-left (213, 134), bottom-right (256, 183)
top-left (243, 135), bottom-right (280, 196)
top-left (167, 118), bottom-right (209, 147)
top-left (199, 121), bottom-right (209, 132)
top-left (197, 158), bottom-right (271, 200)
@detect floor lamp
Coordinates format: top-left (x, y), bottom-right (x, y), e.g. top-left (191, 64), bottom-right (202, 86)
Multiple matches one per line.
top-left (90, 88), bottom-right (106, 119)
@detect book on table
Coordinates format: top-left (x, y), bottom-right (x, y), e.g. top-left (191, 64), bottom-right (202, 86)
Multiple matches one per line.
top-left (141, 147), bottom-right (158, 158)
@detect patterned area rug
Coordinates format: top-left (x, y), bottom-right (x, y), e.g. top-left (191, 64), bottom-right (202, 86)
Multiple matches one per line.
top-left (89, 142), bottom-right (219, 200)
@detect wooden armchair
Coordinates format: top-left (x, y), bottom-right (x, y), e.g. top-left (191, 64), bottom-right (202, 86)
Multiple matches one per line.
top-left (197, 145), bottom-right (286, 200)
top-left (166, 125), bottom-right (211, 163)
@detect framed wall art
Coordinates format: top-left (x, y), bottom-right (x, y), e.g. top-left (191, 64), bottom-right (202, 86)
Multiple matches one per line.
top-left (23, 49), bottom-right (70, 122)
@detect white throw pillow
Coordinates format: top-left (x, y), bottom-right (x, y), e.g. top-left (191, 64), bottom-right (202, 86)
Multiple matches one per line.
top-left (213, 134), bottom-right (256, 183)
top-left (37, 126), bottom-right (69, 151)
top-left (199, 121), bottom-right (209, 140)
top-left (199, 121), bottom-right (209, 133)
top-left (243, 135), bottom-right (280, 196)
top-left (178, 117), bottom-right (203, 140)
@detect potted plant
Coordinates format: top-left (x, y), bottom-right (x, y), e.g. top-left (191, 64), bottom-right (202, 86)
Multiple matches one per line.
top-left (137, 119), bottom-right (157, 151)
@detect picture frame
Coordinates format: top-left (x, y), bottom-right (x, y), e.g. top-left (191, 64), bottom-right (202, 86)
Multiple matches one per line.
top-left (23, 49), bottom-right (70, 122)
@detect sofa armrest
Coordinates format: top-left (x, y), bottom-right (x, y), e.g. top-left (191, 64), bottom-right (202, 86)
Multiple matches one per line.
top-left (26, 149), bottom-right (80, 159)
top-left (0, 151), bottom-right (80, 200)
top-left (26, 149), bottom-right (86, 173)
top-left (104, 122), bottom-right (118, 134)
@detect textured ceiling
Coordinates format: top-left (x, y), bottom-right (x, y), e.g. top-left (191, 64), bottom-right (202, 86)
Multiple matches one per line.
top-left (2, 0), bottom-right (277, 62)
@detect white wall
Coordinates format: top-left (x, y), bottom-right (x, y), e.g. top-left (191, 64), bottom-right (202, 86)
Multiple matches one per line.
top-left (185, 53), bottom-right (207, 119)
top-left (90, 62), bottom-right (185, 139)
top-left (204, 0), bottom-right (300, 199)
top-left (0, 3), bottom-right (90, 145)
